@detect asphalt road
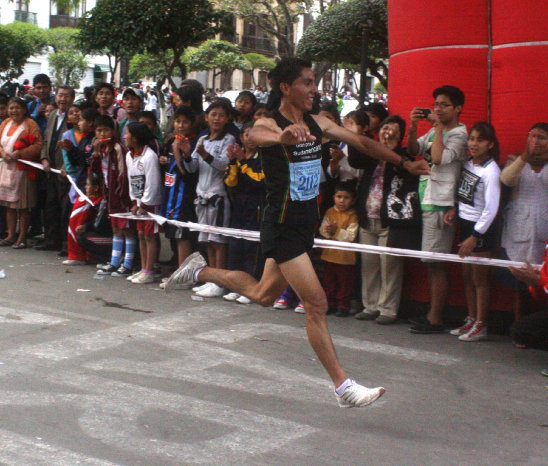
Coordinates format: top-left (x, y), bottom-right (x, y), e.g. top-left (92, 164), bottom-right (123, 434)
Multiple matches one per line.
top-left (0, 246), bottom-right (546, 465)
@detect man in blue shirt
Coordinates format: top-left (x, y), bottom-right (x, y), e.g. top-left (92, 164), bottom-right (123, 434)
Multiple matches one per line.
top-left (28, 74), bottom-right (54, 134)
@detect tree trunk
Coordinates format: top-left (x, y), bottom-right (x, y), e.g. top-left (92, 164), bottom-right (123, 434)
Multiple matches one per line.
top-left (312, 62), bottom-right (331, 86)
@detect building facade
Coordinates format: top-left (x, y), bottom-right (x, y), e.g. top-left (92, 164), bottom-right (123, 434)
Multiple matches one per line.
top-left (0, 0), bottom-right (112, 90)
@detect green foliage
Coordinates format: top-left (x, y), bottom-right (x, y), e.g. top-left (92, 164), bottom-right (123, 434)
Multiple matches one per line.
top-left (129, 50), bottom-right (180, 83)
top-left (244, 53), bottom-right (275, 72)
top-left (79, 0), bottom-right (230, 84)
top-left (185, 40), bottom-right (251, 76)
top-left (297, 0), bottom-right (388, 84)
top-left (0, 22), bottom-right (47, 79)
top-left (46, 27), bottom-right (88, 87)
top-left (372, 81), bottom-right (386, 94)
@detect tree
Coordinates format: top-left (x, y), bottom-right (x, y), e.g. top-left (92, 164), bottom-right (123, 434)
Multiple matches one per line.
top-left (129, 50), bottom-right (180, 84)
top-left (47, 27), bottom-right (88, 87)
top-left (296, 0), bottom-right (388, 87)
top-left (0, 22), bottom-right (47, 80)
top-left (244, 53), bottom-right (275, 87)
top-left (185, 40), bottom-right (251, 86)
top-left (216, 0), bottom-right (313, 58)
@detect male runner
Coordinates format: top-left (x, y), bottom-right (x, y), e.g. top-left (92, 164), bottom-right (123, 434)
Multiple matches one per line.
top-left (166, 58), bottom-right (430, 407)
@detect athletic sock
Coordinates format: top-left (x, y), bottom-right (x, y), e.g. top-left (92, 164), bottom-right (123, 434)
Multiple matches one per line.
top-left (109, 236), bottom-right (124, 267)
top-left (193, 266), bottom-right (205, 282)
top-left (123, 237), bottom-right (137, 269)
top-left (335, 378), bottom-right (352, 396)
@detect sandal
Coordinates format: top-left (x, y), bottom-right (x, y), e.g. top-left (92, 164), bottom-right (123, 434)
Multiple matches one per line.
top-left (11, 241), bottom-right (27, 250)
top-left (0, 238), bottom-right (15, 246)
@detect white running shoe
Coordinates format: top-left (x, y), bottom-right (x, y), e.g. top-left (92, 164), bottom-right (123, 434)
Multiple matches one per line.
top-left (127, 270), bottom-right (143, 282)
top-left (294, 303), bottom-right (305, 314)
top-left (132, 272), bottom-right (154, 284)
top-left (273, 298), bottom-right (290, 310)
top-left (223, 292), bottom-right (240, 302)
top-left (62, 259), bottom-right (86, 265)
top-left (459, 321), bottom-right (487, 342)
top-left (192, 283), bottom-right (209, 293)
top-left (236, 295), bottom-right (251, 304)
top-left (164, 252), bottom-right (207, 293)
top-left (196, 283), bottom-right (225, 298)
top-left (450, 316), bottom-right (476, 336)
top-left (336, 380), bottom-right (386, 408)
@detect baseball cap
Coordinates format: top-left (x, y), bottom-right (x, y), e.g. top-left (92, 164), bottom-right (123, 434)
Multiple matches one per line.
top-left (122, 87), bottom-right (142, 100)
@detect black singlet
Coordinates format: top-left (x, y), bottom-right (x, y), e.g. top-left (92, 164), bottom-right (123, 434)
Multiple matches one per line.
top-left (259, 110), bottom-right (323, 224)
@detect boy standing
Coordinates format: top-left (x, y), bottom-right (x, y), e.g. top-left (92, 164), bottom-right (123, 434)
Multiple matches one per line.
top-left (407, 86), bottom-right (468, 333)
top-left (319, 182), bottom-right (359, 317)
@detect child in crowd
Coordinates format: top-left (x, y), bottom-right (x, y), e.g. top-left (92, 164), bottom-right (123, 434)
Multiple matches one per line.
top-left (125, 121), bottom-right (162, 284)
top-left (59, 107), bottom-right (98, 197)
top-left (252, 103), bottom-right (269, 121)
top-left (44, 102), bottom-right (57, 121)
top-left (222, 121), bottom-right (265, 304)
top-left (183, 99), bottom-right (235, 298)
top-left (63, 173), bottom-right (105, 265)
top-left (138, 110), bottom-right (164, 154)
top-left (444, 122), bottom-right (501, 341)
top-left (65, 103), bottom-right (82, 129)
top-left (118, 88), bottom-right (142, 141)
top-left (92, 115), bottom-right (137, 277)
top-left (95, 82), bottom-right (125, 122)
top-left (319, 182), bottom-right (359, 317)
top-left (234, 91), bottom-right (257, 130)
top-left (160, 106), bottom-right (199, 272)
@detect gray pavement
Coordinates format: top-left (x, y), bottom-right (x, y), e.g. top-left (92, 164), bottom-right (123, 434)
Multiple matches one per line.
top-left (0, 246), bottom-right (546, 465)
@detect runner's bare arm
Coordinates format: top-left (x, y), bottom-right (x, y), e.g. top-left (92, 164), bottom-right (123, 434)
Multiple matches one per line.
top-left (313, 114), bottom-right (430, 176)
top-left (249, 117), bottom-right (316, 147)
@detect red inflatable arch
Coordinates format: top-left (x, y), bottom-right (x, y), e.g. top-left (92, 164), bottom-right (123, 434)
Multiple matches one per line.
top-left (386, 0), bottom-right (548, 311)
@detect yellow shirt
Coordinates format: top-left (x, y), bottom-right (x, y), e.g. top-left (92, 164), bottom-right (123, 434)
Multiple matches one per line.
top-left (319, 206), bottom-right (358, 265)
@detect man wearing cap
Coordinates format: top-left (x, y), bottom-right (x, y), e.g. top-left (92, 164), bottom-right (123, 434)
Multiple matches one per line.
top-left (118, 88), bottom-right (143, 141)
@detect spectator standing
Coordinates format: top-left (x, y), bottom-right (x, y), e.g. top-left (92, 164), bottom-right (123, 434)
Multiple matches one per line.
top-left (95, 82), bottom-right (126, 123)
top-left (28, 74), bottom-right (53, 134)
top-left (407, 85), bottom-right (468, 334)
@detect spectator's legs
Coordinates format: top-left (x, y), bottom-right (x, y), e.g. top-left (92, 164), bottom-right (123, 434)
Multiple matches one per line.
top-left (4, 208), bottom-right (17, 242)
top-left (510, 309), bottom-right (548, 350)
top-left (427, 262), bottom-right (448, 326)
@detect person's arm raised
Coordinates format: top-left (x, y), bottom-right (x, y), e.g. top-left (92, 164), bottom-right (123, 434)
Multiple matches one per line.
top-left (315, 114), bottom-right (430, 176)
top-left (249, 117), bottom-right (317, 148)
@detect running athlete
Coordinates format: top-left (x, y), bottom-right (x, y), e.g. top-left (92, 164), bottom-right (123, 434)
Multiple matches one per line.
top-left (166, 58), bottom-right (430, 407)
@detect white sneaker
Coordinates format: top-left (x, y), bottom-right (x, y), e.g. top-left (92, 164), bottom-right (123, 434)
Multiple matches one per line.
top-left (294, 303), bottom-right (305, 314)
top-left (223, 292), bottom-right (240, 302)
top-left (164, 252), bottom-right (207, 293)
top-left (273, 298), bottom-right (290, 310)
top-left (127, 270), bottom-right (143, 282)
top-left (62, 259), bottom-right (86, 265)
top-left (450, 316), bottom-right (476, 336)
top-left (459, 321), bottom-right (487, 342)
top-left (132, 272), bottom-right (154, 284)
top-left (335, 380), bottom-right (386, 408)
top-left (196, 283), bottom-right (225, 298)
top-left (236, 295), bottom-right (251, 304)
top-left (192, 283), bottom-right (209, 293)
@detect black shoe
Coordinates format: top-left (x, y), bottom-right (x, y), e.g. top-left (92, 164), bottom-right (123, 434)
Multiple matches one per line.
top-left (57, 249), bottom-right (68, 257)
top-left (335, 309), bottom-right (350, 317)
top-left (409, 320), bottom-right (444, 334)
top-left (34, 243), bottom-right (61, 251)
top-left (326, 308), bottom-right (337, 315)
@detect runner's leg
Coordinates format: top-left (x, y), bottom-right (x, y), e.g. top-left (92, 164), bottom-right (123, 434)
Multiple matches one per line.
top-left (198, 258), bottom-right (288, 307)
top-left (278, 253), bottom-right (347, 387)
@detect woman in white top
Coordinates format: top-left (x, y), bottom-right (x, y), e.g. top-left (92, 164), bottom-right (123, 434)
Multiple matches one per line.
top-left (444, 122), bottom-right (501, 341)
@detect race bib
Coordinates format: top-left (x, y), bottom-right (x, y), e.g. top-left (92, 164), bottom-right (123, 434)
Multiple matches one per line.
top-left (164, 172), bottom-right (175, 187)
top-left (130, 175), bottom-right (145, 198)
top-left (457, 168), bottom-right (480, 206)
top-left (289, 158), bottom-right (321, 201)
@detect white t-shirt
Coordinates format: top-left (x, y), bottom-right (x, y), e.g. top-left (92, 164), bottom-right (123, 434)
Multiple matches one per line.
top-left (126, 145), bottom-right (162, 206)
top-left (457, 158), bottom-right (501, 234)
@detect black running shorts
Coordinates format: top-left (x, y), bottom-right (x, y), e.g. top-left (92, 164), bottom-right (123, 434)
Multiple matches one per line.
top-left (260, 222), bottom-right (315, 264)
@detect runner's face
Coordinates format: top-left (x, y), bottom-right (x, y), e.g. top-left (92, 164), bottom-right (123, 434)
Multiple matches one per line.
top-left (173, 115), bottom-right (192, 136)
top-left (334, 190), bottom-right (353, 212)
top-left (96, 88), bottom-right (114, 109)
top-left (468, 129), bottom-right (493, 160)
top-left (283, 68), bottom-right (316, 112)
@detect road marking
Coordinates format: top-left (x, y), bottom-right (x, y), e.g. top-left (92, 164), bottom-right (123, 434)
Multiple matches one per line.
top-left (0, 305), bottom-right (68, 325)
top-left (195, 323), bottom-right (461, 366)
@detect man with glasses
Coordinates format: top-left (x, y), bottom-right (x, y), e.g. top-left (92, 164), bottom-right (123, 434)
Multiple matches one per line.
top-left (407, 86), bottom-right (468, 333)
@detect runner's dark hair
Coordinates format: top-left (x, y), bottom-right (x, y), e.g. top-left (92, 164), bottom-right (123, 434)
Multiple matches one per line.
top-left (270, 58), bottom-right (312, 96)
